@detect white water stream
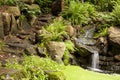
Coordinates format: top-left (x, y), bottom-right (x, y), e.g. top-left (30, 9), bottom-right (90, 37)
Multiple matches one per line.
top-left (92, 51), bottom-right (99, 69)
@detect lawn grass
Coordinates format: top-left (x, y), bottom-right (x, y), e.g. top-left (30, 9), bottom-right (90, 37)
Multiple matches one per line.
top-left (62, 66), bottom-right (120, 80)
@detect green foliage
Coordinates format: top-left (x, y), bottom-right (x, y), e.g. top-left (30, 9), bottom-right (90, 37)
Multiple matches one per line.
top-left (48, 71), bottom-right (66, 80)
top-left (94, 26), bottom-right (108, 38)
top-left (5, 55), bottom-right (64, 80)
top-left (63, 40), bottom-right (75, 65)
top-left (111, 3), bottom-right (120, 25)
top-left (19, 3), bottom-right (41, 16)
top-left (40, 19), bottom-right (67, 43)
top-left (62, 1), bottom-right (96, 25)
top-left (85, 0), bottom-right (117, 11)
top-left (0, 0), bottom-right (18, 6)
top-left (35, 0), bottom-right (54, 13)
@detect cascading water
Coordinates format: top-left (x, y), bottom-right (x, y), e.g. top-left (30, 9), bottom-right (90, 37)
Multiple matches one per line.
top-left (92, 51), bottom-right (99, 69)
top-left (90, 51), bottom-right (102, 72)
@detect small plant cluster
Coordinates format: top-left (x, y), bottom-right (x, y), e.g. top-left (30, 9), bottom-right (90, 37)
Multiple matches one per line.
top-left (62, 0), bottom-right (96, 25)
top-left (19, 2), bottom-right (41, 16)
top-left (0, 0), bottom-right (18, 6)
top-left (1, 56), bottom-right (65, 80)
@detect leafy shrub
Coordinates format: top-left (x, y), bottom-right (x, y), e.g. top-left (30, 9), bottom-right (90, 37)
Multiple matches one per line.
top-left (63, 40), bottom-right (75, 65)
top-left (111, 3), bottom-right (120, 25)
top-left (85, 0), bottom-right (117, 11)
top-left (5, 55), bottom-right (64, 80)
top-left (19, 3), bottom-right (41, 16)
top-left (40, 19), bottom-right (67, 43)
top-left (62, 1), bottom-right (96, 25)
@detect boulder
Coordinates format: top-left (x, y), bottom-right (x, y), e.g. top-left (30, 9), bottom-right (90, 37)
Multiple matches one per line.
top-left (114, 55), bottom-right (120, 61)
top-left (66, 25), bottom-right (74, 37)
top-left (46, 41), bottom-right (66, 62)
top-left (0, 12), bottom-right (17, 39)
top-left (108, 27), bottom-right (120, 46)
top-left (5, 6), bottom-right (21, 17)
top-left (51, 0), bottom-right (64, 16)
top-left (108, 27), bottom-right (120, 54)
top-left (74, 38), bottom-right (99, 57)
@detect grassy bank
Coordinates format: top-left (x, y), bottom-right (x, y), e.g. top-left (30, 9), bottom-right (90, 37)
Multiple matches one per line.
top-left (62, 66), bottom-right (120, 80)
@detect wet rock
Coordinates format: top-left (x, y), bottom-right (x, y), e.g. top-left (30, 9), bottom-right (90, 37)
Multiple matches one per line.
top-left (99, 61), bottom-right (114, 66)
top-left (51, 0), bottom-right (64, 16)
top-left (46, 41), bottom-right (66, 63)
top-left (74, 38), bottom-right (99, 57)
top-left (99, 56), bottom-right (114, 61)
top-left (114, 55), bottom-right (120, 61)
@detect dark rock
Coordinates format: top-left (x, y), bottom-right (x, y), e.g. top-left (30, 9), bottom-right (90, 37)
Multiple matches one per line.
top-left (74, 38), bottom-right (99, 57)
top-left (25, 46), bottom-right (37, 55)
top-left (33, 14), bottom-right (54, 29)
top-left (51, 0), bottom-right (64, 16)
top-left (114, 54), bottom-right (120, 61)
top-left (99, 56), bottom-right (114, 61)
top-left (37, 47), bottom-right (46, 57)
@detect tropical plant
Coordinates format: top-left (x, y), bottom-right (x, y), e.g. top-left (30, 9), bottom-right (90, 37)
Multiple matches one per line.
top-left (62, 1), bottom-right (96, 25)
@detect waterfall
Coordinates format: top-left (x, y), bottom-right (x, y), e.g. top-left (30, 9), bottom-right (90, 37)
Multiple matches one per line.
top-left (92, 51), bottom-right (99, 69)
top-left (90, 51), bottom-right (102, 72)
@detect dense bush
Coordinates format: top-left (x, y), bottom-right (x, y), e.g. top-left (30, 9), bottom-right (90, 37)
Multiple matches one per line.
top-left (40, 19), bottom-right (67, 43)
top-left (2, 56), bottom-right (64, 80)
top-left (62, 1), bottom-right (96, 25)
top-left (85, 0), bottom-right (117, 11)
top-left (111, 3), bottom-right (120, 25)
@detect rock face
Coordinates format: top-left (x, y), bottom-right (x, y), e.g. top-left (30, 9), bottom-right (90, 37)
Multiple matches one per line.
top-left (108, 27), bottom-right (120, 46)
top-left (51, 0), bottom-right (64, 16)
top-left (108, 26), bottom-right (120, 55)
top-left (5, 6), bottom-right (21, 17)
top-left (74, 38), bottom-right (98, 57)
top-left (46, 41), bottom-right (66, 63)
top-left (0, 12), bottom-right (17, 39)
